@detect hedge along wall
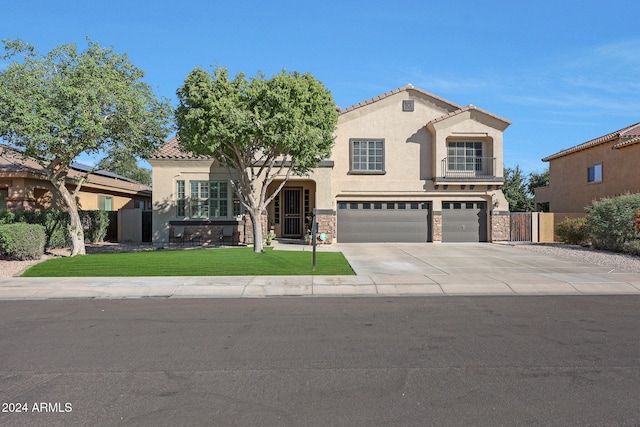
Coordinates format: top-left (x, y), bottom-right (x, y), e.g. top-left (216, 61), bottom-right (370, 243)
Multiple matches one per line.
top-left (0, 210), bottom-right (110, 250)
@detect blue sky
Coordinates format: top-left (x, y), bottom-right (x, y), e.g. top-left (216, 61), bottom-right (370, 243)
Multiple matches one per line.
top-left (4, 0), bottom-right (640, 174)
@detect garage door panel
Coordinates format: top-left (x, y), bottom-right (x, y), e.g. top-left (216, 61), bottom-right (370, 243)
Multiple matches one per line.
top-left (442, 202), bottom-right (487, 242)
top-left (337, 203), bottom-right (429, 243)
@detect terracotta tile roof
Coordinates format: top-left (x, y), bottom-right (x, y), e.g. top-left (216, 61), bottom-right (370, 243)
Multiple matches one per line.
top-left (542, 121), bottom-right (640, 161)
top-left (150, 136), bottom-right (211, 160)
top-left (339, 84), bottom-right (462, 114)
top-left (429, 104), bottom-right (512, 126)
top-left (613, 135), bottom-right (640, 149)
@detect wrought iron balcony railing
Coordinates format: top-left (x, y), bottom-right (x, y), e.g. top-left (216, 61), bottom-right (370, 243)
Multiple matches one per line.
top-left (440, 157), bottom-right (496, 180)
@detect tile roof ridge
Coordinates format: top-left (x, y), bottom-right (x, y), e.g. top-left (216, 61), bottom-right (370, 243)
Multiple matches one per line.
top-left (339, 85), bottom-right (461, 115)
top-left (429, 104), bottom-right (512, 125)
top-left (613, 135), bottom-right (640, 149)
top-left (543, 121), bottom-right (640, 161)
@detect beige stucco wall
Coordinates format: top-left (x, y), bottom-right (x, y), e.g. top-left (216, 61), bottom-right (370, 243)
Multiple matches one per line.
top-left (150, 158), bottom-right (216, 243)
top-left (150, 157), bottom-right (334, 243)
top-left (537, 142), bottom-right (640, 213)
top-left (151, 86), bottom-right (511, 244)
top-left (334, 90), bottom-right (449, 196)
top-left (428, 110), bottom-right (506, 180)
top-left (330, 88), bottom-right (510, 242)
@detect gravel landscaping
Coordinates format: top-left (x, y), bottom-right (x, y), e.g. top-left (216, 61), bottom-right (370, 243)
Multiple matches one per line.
top-left (510, 242), bottom-right (640, 273)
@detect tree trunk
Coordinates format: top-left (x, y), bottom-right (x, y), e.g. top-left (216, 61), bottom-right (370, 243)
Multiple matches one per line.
top-left (53, 179), bottom-right (86, 256)
top-left (249, 208), bottom-right (264, 253)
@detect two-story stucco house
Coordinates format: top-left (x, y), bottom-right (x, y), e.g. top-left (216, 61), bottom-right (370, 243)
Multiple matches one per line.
top-left (149, 85), bottom-right (511, 245)
top-left (535, 122), bottom-right (640, 213)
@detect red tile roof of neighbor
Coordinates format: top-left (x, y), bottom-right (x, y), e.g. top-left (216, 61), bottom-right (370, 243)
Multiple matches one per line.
top-left (543, 122), bottom-right (640, 161)
top-left (150, 136), bottom-right (211, 160)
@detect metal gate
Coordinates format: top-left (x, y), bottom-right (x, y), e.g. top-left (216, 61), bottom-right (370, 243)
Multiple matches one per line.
top-left (105, 211), bottom-right (118, 242)
top-left (510, 212), bottom-right (532, 242)
top-left (142, 211), bottom-right (152, 243)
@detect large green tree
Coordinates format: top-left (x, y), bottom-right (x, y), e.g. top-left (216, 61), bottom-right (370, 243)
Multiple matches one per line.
top-left (0, 39), bottom-right (172, 255)
top-left (176, 67), bottom-right (338, 252)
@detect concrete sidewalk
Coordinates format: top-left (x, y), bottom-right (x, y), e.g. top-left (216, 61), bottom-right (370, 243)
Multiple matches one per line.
top-left (1, 242), bottom-right (640, 300)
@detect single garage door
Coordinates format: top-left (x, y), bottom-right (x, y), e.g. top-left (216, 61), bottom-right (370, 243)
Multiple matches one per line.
top-left (441, 201), bottom-right (487, 242)
top-left (337, 202), bottom-right (430, 243)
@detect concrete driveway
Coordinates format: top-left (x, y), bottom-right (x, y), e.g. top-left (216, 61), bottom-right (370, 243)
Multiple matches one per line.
top-left (336, 242), bottom-right (640, 295)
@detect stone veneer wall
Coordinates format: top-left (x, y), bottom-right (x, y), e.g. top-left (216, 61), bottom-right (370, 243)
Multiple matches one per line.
top-left (491, 211), bottom-right (511, 242)
top-left (314, 210), bottom-right (336, 244)
top-left (431, 212), bottom-right (442, 242)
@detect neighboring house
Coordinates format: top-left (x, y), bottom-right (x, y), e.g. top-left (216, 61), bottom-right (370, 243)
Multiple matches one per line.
top-left (0, 145), bottom-right (152, 213)
top-left (535, 122), bottom-right (640, 213)
top-left (149, 85), bottom-right (512, 245)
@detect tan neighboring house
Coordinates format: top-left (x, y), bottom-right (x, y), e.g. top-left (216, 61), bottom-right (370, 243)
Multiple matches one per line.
top-left (149, 85), bottom-right (512, 245)
top-left (0, 145), bottom-right (152, 213)
top-left (535, 122), bottom-right (640, 213)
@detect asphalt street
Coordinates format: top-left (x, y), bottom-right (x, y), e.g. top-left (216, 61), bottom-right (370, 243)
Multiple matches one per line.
top-left (1, 296), bottom-right (639, 426)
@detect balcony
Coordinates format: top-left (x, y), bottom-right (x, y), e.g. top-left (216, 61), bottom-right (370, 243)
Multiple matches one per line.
top-left (437, 157), bottom-right (500, 182)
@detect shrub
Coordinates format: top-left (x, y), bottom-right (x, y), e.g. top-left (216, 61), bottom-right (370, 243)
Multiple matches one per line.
top-left (622, 240), bottom-right (640, 257)
top-left (585, 193), bottom-right (640, 251)
top-left (0, 210), bottom-right (15, 224)
top-left (555, 217), bottom-right (589, 245)
top-left (80, 210), bottom-right (109, 243)
top-left (0, 223), bottom-right (46, 260)
top-left (14, 210), bottom-right (70, 249)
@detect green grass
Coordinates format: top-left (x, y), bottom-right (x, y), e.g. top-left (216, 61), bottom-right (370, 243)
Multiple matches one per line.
top-left (21, 247), bottom-right (355, 277)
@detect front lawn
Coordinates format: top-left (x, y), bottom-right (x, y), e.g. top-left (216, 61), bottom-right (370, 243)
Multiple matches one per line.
top-left (21, 247), bottom-right (355, 277)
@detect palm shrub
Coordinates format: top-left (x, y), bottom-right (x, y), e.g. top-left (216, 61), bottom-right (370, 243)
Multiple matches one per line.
top-left (585, 193), bottom-right (640, 252)
top-left (555, 217), bottom-right (589, 245)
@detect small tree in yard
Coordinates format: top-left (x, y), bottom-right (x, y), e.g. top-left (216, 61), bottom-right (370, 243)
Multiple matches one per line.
top-left (175, 67), bottom-right (338, 252)
top-left (0, 39), bottom-right (172, 255)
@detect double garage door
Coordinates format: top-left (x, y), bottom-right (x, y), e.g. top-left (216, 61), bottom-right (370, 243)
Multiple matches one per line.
top-left (337, 201), bottom-right (487, 243)
top-left (337, 202), bottom-right (430, 243)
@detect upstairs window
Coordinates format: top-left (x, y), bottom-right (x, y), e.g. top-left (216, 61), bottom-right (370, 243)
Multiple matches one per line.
top-left (350, 139), bottom-right (384, 174)
top-left (447, 141), bottom-right (483, 171)
top-left (587, 164), bottom-right (602, 183)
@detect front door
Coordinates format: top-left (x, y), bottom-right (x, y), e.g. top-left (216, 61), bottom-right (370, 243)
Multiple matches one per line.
top-left (282, 188), bottom-right (302, 237)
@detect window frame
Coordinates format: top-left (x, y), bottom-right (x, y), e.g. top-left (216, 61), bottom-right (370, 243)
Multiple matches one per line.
top-left (446, 141), bottom-right (483, 172)
top-left (349, 138), bottom-right (385, 174)
top-left (176, 180), bottom-right (186, 218)
top-left (587, 164), bottom-right (602, 183)
top-left (98, 196), bottom-right (113, 211)
top-left (188, 180), bottom-right (229, 219)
